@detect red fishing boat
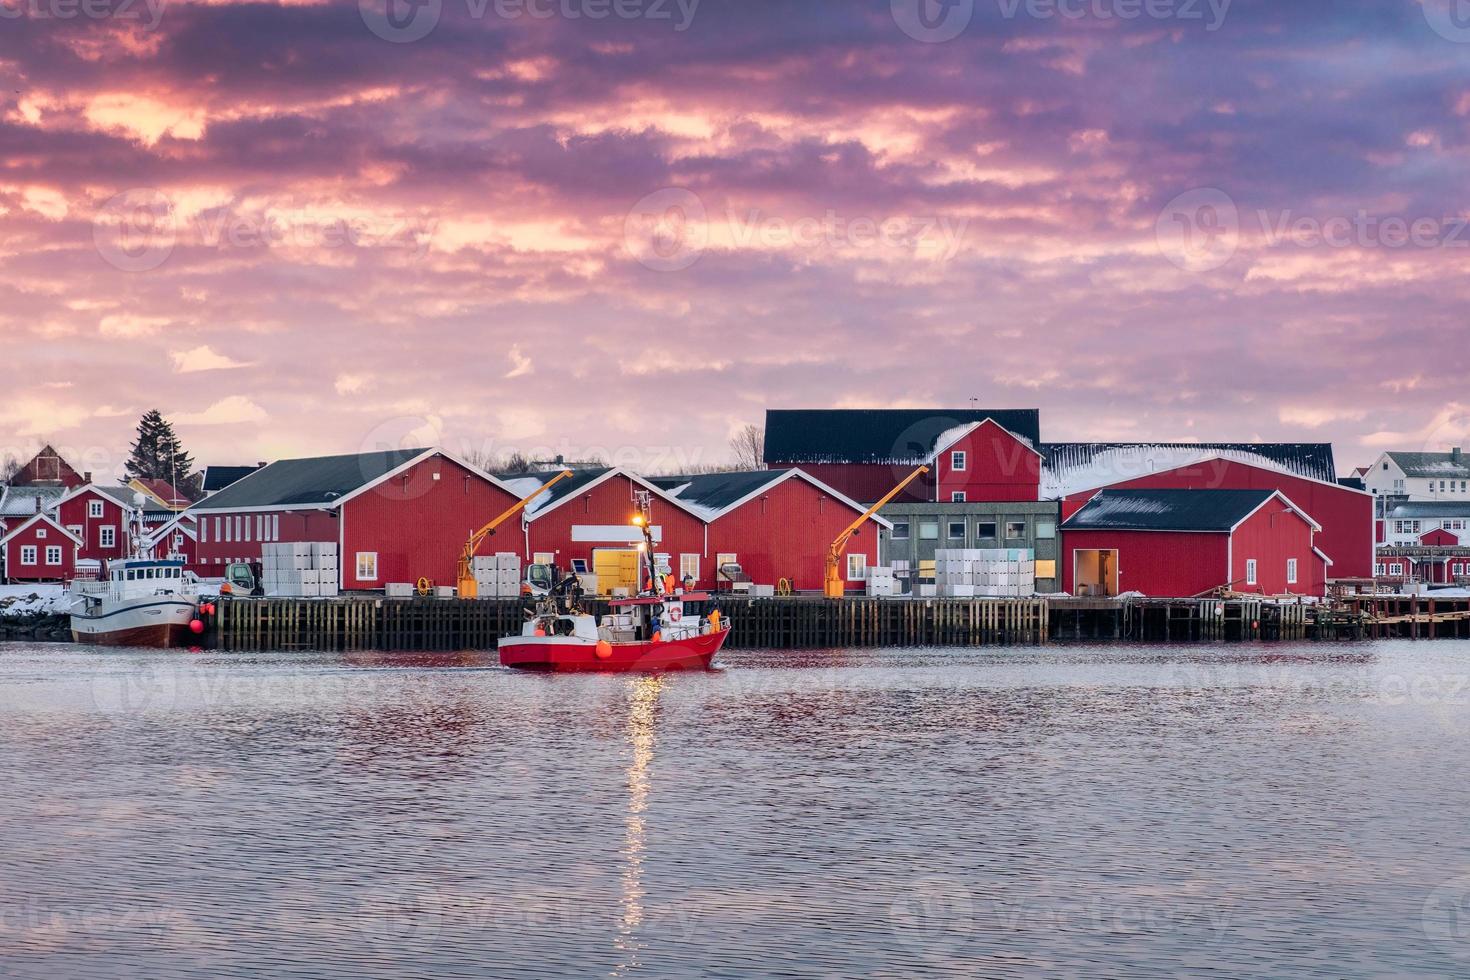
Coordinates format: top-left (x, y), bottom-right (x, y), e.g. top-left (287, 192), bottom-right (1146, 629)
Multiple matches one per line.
top-left (497, 491), bottom-right (730, 672)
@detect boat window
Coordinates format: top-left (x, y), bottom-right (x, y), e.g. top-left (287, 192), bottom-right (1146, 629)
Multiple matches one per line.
top-left (126, 570), bottom-right (136, 581)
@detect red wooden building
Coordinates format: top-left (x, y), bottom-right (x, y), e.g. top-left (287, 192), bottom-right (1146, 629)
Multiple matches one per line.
top-left (188, 447), bottom-right (521, 590)
top-left (1061, 488), bottom-right (1329, 597)
top-left (8, 445), bottom-right (87, 490)
top-left (659, 468), bottom-right (889, 592)
top-left (763, 409), bottom-right (1042, 503)
top-left (1, 514), bottom-right (81, 582)
top-left (144, 513), bottom-right (204, 575)
top-left (55, 485), bottom-right (145, 568)
top-left (1057, 455), bottom-right (1373, 580)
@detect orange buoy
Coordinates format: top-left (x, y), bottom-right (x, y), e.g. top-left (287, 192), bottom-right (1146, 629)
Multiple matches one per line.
top-left (219, 583), bottom-right (233, 595)
top-left (534, 627), bottom-right (547, 637)
top-left (595, 640), bottom-right (613, 659)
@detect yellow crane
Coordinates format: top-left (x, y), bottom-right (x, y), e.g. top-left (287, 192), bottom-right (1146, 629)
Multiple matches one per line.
top-left (824, 464), bottom-right (930, 599)
top-left (457, 469), bottom-right (574, 599)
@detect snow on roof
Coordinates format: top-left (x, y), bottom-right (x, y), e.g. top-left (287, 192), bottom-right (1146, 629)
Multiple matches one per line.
top-left (1040, 443), bottom-right (1335, 498)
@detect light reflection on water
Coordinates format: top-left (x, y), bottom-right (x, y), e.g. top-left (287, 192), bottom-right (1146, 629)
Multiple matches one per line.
top-left (1, 641), bottom-right (1470, 978)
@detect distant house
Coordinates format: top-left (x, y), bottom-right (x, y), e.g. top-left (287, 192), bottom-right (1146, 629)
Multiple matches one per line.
top-left (1, 513), bottom-right (82, 583)
top-left (144, 513), bottom-right (202, 574)
top-left (1375, 500), bottom-right (1470, 585)
top-left (55, 485), bottom-right (161, 567)
top-left (128, 477), bottom-right (193, 512)
top-left (8, 445), bottom-right (88, 490)
top-left (1364, 449), bottom-right (1470, 500)
top-left (1060, 489), bottom-right (1329, 598)
top-left (200, 464), bottom-right (265, 496)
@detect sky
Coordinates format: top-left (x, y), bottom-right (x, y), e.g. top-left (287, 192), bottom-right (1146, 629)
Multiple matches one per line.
top-left (1, 0), bottom-right (1468, 479)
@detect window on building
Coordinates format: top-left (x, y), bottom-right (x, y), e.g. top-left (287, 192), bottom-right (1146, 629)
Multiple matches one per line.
top-left (66, 525), bottom-right (82, 540)
top-left (20, 546), bottom-right (37, 565)
top-left (355, 552), bottom-right (378, 581)
top-left (1035, 521), bottom-right (1056, 540)
top-left (224, 518), bottom-right (232, 543)
top-left (846, 553), bottom-right (867, 580)
top-left (1005, 521), bottom-right (1026, 539)
top-left (45, 546), bottom-right (61, 565)
top-left (951, 491), bottom-right (967, 503)
top-left (715, 553), bottom-right (738, 580)
top-left (679, 553), bottom-right (700, 582)
top-left (1245, 559), bottom-right (1258, 585)
top-left (533, 552), bottom-right (555, 566)
top-left (1375, 562), bottom-right (1386, 576)
top-left (919, 522), bottom-right (939, 540)
top-left (947, 521), bottom-right (966, 540)
top-left (257, 515), bottom-right (265, 540)
top-left (1286, 558), bottom-right (1298, 584)
top-left (214, 517), bottom-right (221, 542)
top-left (891, 521), bottom-right (910, 540)
top-left (950, 450), bottom-right (966, 471)
top-left (1390, 562), bottom-right (1404, 575)
top-left (271, 515), bottom-right (280, 541)
top-left (99, 526), bottom-right (115, 548)
top-left (234, 516), bottom-right (242, 541)
top-left (35, 528), bottom-right (46, 539)
top-left (88, 500), bottom-right (104, 519)
top-left (976, 521), bottom-right (997, 539)
top-left (243, 518), bottom-right (251, 542)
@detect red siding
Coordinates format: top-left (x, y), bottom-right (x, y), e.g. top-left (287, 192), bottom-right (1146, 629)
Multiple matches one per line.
top-left (1228, 498), bottom-right (1325, 595)
top-left (56, 489), bottom-right (131, 566)
top-left (194, 509), bottom-right (339, 568)
top-left (934, 420), bottom-right (1041, 503)
top-left (1060, 459), bottom-right (1372, 579)
top-left (2, 518), bottom-right (77, 582)
top-left (341, 457), bottom-right (518, 589)
top-left (779, 463), bottom-right (935, 504)
top-left (1421, 528), bottom-right (1460, 547)
top-left (705, 476), bottom-right (882, 593)
top-left (527, 474), bottom-right (707, 585)
top-left (1061, 529), bottom-right (1228, 597)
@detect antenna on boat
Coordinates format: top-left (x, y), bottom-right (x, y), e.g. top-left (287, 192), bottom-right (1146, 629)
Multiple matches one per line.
top-left (632, 490), bottom-right (660, 596)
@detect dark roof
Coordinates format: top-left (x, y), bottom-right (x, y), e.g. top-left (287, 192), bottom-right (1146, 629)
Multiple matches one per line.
top-left (1386, 451), bottom-right (1470, 480)
top-left (763, 409), bottom-right (1040, 464)
top-left (1041, 442), bottom-right (1338, 494)
top-left (1063, 489), bottom-right (1276, 532)
top-left (654, 470), bottom-right (788, 515)
top-left (1337, 476), bottom-right (1366, 491)
top-left (192, 448), bottom-right (429, 511)
top-left (201, 464), bottom-right (264, 493)
top-left (497, 468), bottom-right (613, 516)
top-left (1386, 501), bottom-right (1470, 519)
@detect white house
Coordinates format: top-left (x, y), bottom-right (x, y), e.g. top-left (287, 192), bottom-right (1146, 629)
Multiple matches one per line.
top-left (1364, 449), bottom-right (1470, 500)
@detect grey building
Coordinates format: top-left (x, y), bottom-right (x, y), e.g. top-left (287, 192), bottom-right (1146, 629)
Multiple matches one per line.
top-left (880, 500), bottom-right (1061, 594)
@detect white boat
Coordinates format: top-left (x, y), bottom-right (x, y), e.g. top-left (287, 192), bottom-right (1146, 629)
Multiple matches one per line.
top-left (70, 558), bottom-right (200, 648)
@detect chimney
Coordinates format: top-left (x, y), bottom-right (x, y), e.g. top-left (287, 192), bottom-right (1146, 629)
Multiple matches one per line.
top-left (34, 495), bottom-right (42, 514)
top-left (257, 461), bottom-right (267, 468)
top-left (1453, 447), bottom-right (1463, 463)
top-left (83, 471), bottom-right (92, 483)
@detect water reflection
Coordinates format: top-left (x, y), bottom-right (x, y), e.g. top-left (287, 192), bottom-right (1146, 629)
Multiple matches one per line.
top-left (613, 675), bottom-right (662, 976)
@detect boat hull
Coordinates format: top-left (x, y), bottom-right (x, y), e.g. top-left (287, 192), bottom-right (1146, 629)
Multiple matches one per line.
top-left (71, 599), bottom-right (198, 649)
top-left (498, 627), bottom-right (729, 673)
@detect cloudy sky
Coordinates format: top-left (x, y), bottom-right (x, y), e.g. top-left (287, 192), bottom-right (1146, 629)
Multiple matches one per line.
top-left (2, 0), bottom-right (1467, 478)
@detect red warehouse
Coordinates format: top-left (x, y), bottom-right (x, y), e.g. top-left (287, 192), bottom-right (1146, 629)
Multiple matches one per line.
top-left (763, 408), bottom-right (1042, 503)
top-left (189, 448), bottom-right (521, 589)
top-left (1055, 453), bottom-right (1372, 580)
top-left (514, 468), bottom-right (708, 594)
top-left (1061, 488), bottom-right (1329, 598)
top-left (658, 468), bottom-right (889, 593)
top-left (1, 514), bottom-right (81, 583)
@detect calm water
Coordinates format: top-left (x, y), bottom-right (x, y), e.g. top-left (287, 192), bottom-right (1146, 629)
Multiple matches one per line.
top-left (2, 641), bottom-right (1470, 978)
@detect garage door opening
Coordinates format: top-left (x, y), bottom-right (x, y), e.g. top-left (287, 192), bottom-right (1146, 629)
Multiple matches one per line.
top-left (1074, 549), bottom-right (1119, 597)
top-left (593, 548), bottom-right (641, 596)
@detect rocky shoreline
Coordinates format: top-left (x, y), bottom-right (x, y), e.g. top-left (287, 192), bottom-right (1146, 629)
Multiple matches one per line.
top-left (0, 591), bottom-right (71, 642)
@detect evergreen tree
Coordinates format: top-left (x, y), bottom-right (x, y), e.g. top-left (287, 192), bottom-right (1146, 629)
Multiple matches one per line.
top-left (125, 410), bottom-right (199, 499)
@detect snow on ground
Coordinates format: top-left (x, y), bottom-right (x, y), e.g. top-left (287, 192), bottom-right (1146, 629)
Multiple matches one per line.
top-left (0, 583), bottom-right (69, 617)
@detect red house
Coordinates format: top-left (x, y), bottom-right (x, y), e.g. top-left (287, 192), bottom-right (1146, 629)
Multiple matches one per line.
top-left (188, 447), bottom-right (521, 590)
top-left (1, 514), bottom-right (81, 582)
top-left (1061, 488), bottom-right (1329, 598)
top-left (518, 468), bottom-right (708, 594)
top-left (9, 444), bottom-right (87, 489)
top-left (1057, 454), bottom-right (1373, 580)
top-left (660, 468), bottom-right (889, 592)
top-left (54, 485), bottom-right (141, 568)
top-left (144, 514), bottom-right (203, 575)
top-left (763, 408), bottom-right (1042, 503)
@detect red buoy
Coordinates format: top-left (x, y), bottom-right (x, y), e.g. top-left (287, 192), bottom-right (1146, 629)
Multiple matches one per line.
top-left (189, 619), bottom-right (205, 634)
top-left (595, 640), bottom-right (613, 659)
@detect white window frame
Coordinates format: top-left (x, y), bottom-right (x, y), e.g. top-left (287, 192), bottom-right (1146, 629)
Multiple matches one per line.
top-left (88, 499), bottom-right (104, 519)
top-left (1375, 562), bottom-right (1386, 576)
top-left (891, 521), bottom-right (910, 540)
top-left (846, 553), bottom-right (867, 581)
top-left (66, 525), bottom-right (82, 540)
top-left (271, 515), bottom-right (280, 541)
top-left (20, 545), bottom-right (37, 565)
top-left (1390, 562), bottom-right (1404, 575)
top-left (243, 517), bottom-right (251, 542)
top-left (200, 520), bottom-right (207, 543)
top-left (1245, 559), bottom-right (1258, 585)
top-left (1286, 558), bottom-right (1297, 584)
top-left (355, 552), bottom-right (379, 581)
top-left (533, 552), bottom-right (555, 566)
top-left (679, 553), bottom-right (700, 582)
top-left (35, 528), bottom-right (46, 539)
top-left (947, 521), bottom-right (966, 540)
top-left (951, 491), bottom-right (966, 503)
top-left (950, 450), bottom-right (966, 471)
top-left (45, 545), bottom-right (62, 565)
top-left (99, 526), bottom-right (116, 548)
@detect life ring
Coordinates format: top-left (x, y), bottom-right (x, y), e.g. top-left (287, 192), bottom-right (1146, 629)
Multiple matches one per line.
top-left (668, 604), bottom-right (682, 622)
top-left (776, 577), bottom-right (793, 596)
top-left (416, 576), bottom-right (433, 596)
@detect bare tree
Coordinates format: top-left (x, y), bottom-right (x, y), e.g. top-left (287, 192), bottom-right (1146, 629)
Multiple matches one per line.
top-left (729, 424), bottom-right (765, 470)
top-left (0, 454), bottom-right (19, 485)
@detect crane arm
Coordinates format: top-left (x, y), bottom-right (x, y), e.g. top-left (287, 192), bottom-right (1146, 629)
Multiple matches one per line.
top-left (828, 465), bottom-right (930, 558)
top-left (463, 469), bottom-right (573, 561)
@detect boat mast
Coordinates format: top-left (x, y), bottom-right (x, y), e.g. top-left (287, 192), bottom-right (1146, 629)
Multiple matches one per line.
top-left (633, 490), bottom-right (660, 596)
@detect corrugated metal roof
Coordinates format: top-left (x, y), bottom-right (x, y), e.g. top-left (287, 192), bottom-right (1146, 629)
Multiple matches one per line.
top-left (0, 485), bottom-right (65, 517)
top-left (1386, 452), bottom-right (1470, 480)
top-left (658, 470), bottom-right (786, 513)
top-left (763, 409), bottom-right (1040, 465)
top-left (495, 467), bottom-right (612, 517)
top-left (192, 448), bottom-right (430, 510)
top-left (1063, 489), bottom-right (1275, 532)
top-left (1386, 501), bottom-right (1470, 519)
top-left (1040, 442), bottom-right (1337, 497)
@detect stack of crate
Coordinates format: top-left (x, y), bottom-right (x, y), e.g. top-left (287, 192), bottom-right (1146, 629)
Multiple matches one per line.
top-left (262, 542), bottom-right (339, 597)
top-left (866, 566), bottom-right (897, 597)
top-left (471, 552), bottom-right (522, 597)
top-left (934, 548), bottom-right (1035, 598)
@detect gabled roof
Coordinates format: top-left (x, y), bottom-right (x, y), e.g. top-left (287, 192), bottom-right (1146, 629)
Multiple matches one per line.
top-left (201, 464), bottom-right (265, 493)
top-left (1385, 451), bottom-right (1470, 480)
top-left (187, 448), bottom-right (514, 513)
top-left (1062, 489), bottom-right (1307, 533)
top-left (0, 484), bottom-right (66, 518)
top-left (9, 444), bottom-right (85, 488)
top-left (651, 468), bottom-right (892, 527)
top-left (1386, 501), bottom-right (1470, 519)
top-left (1041, 443), bottom-right (1338, 497)
top-left (0, 512), bottom-right (83, 547)
top-left (143, 512), bottom-right (197, 550)
top-left (129, 477), bottom-right (192, 509)
top-left (763, 409), bottom-right (1041, 465)
top-left (508, 467), bottom-right (705, 522)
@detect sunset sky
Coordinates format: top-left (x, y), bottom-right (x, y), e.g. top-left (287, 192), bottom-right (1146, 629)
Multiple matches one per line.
top-left (2, 0), bottom-right (1467, 478)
